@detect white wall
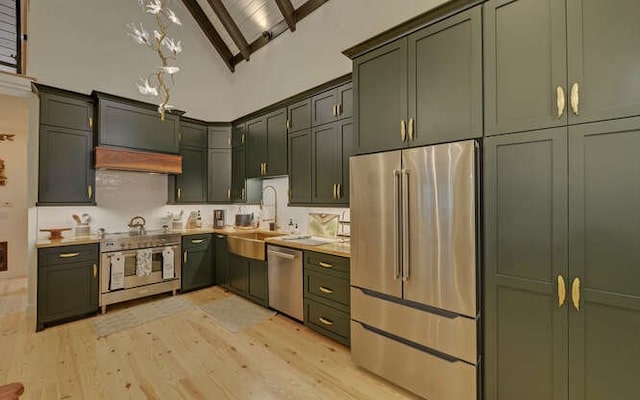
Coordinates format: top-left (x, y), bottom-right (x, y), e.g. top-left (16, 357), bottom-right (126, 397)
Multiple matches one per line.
top-left (0, 94), bottom-right (29, 278)
top-left (231, 0), bottom-right (448, 118)
top-left (27, 0), bottom-right (234, 121)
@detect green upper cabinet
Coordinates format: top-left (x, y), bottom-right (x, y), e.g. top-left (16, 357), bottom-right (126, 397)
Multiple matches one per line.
top-left (287, 98), bottom-right (311, 134)
top-left (245, 116), bottom-right (266, 179)
top-left (484, 128), bottom-right (569, 400)
top-left (36, 86), bottom-right (95, 206)
top-left (567, 117), bottom-right (640, 400)
top-left (566, 0), bottom-right (640, 125)
top-left (407, 6), bottom-right (482, 146)
top-left (180, 120), bottom-right (207, 148)
top-left (312, 83), bottom-right (354, 126)
top-left (95, 92), bottom-right (180, 154)
top-left (208, 125), bottom-right (232, 203)
top-left (231, 145), bottom-right (246, 202)
top-left (353, 39), bottom-right (407, 154)
top-left (174, 145), bottom-right (207, 203)
top-left (288, 129), bottom-right (312, 204)
top-left (208, 125), bottom-right (231, 149)
top-left (264, 108), bottom-right (288, 177)
top-left (232, 123), bottom-right (245, 147)
top-left (484, 0), bottom-right (568, 136)
top-left (312, 119), bottom-right (352, 205)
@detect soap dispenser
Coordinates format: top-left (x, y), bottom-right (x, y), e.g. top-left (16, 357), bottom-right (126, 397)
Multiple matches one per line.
top-left (287, 218), bottom-right (294, 233)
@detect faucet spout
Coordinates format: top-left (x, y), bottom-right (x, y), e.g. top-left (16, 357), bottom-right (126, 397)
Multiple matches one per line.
top-left (261, 185), bottom-right (278, 230)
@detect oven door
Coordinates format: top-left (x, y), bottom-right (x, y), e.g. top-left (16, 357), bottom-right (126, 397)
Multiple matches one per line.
top-left (101, 245), bottom-right (181, 293)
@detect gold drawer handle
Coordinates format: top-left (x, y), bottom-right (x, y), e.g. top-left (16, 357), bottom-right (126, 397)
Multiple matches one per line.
top-left (572, 277), bottom-right (581, 311)
top-left (191, 239), bottom-right (205, 244)
top-left (319, 286), bottom-right (334, 294)
top-left (93, 264), bottom-right (97, 278)
top-left (318, 261), bottom-right (333, 269)
top-left (183, 251), bottom-right (188, 264)
top-left (570, 82), bottom-right (580, 116)
top-left (59, 252), bottom-right (80, 258)
top-left (557, 274), bottom-right (566, 307)
top-left (318, 317), bottom-right (334, 326)
top-left (400, 119), bottom-right (406, 141)
top-left (556, 86), bottom-right (566, 118)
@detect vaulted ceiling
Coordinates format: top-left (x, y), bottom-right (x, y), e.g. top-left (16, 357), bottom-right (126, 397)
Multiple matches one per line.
top-left (181, 0), bottom-right (329, 72)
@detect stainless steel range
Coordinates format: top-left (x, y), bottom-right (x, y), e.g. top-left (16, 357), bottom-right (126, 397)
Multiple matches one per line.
top-left (99, 229), bottom-right (181, 313)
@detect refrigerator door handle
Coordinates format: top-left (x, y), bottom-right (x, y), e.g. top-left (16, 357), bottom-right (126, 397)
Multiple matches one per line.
top-left (402, 169), bottom-right (410, 281)
top-left (393, 169), bottom-right (402, 279)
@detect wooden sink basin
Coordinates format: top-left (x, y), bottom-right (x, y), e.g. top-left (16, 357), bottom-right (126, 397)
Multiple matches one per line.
top-left (227, 231), bottom-right (286, 260)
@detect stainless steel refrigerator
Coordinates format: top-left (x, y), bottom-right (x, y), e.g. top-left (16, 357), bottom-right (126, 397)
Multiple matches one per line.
top-left (350, 140), bottom-right (479, 400)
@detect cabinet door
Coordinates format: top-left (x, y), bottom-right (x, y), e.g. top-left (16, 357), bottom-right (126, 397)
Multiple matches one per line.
top-left (39, 91), bottom-right (94, 131)
top-left (175, 146), bottom-right (206, 203)
top-left (208, 148), bottom-right (231, 203)
top-left (231, 146), bottom-right (246, 202)
top-left (337, 83), bottom-right (353, 120)
top-left (182, 247), bottom-right (213, 292)
top-left (288, 130), bottom-right (312, 204)
top-left (311, 88), bottom-right (338, 126)
top-left (484, 0), bottom-right (568, 136)
top-left (37, 260), bottom-right (99, 328)
top-left (38, 126), bottom-right (95, 205)
top-left (484, 129), bottom-right (569, 400)
top-left (245, 117), bottom-right (266, 178)
top-left (228, 254), bottom-right (248, 296)
top-left (215, 234), bottom-right (230, 288)
top-left (567, 0), bottom-right (640, 125)
top-left (408, 6), bottom-right (482, 146)
top-left (339, 119), bottom-right (354, 204)
top-left (208, 126), bottom-right (231, 149)
top-left (248, 260), bottom-right (268, 307)
top-left (180, 120), bottom-right (207, 148)
top-left (287, 98), bottom-right (311, 134)
top-left (312, 122), bottom-right (341, 204)
top-left (232, 123), bottom-right (245, 147)
top-left (353, 38), bottom-right (408, 154)
top-left (568, 118), bottom-right (640, 400)
top-left (265, 108), bottom-right (287, 176)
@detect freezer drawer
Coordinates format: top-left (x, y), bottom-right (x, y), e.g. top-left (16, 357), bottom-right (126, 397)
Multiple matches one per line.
top-left (351, 321), bottom-right (476, 400)
top-left (351, 287), bottom-right (477, 364)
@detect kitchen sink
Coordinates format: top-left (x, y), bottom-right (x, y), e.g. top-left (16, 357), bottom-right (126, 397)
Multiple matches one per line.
top-left (227, 231), bottom-right (286, 260)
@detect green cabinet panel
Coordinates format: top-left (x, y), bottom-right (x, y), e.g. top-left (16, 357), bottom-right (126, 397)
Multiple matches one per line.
top-left (567, 0), bottom-right (640, 125)
top-left (287, 98), bottom-right (311, 134)
top-left (304, 269), bottom-right (350, 311)
top-left (484, 0), bottom-right (568, 136)
top-left (180, 120), bottom-right (207, 148)
top-left (339, 120), bottom-right (353, 204)
top-left (337, 83), bottom-right (353, 120)
top-left (265, 108), bottom-right (287, 177)
top-left (407, 6), bottom-right (482, 146)
top-left (311, 83), bottom-right (354, 127)
top-left (304, 299), bottom-right (350, 346)
top-left (181, 234), bottom-right (214, 292)
top-left (567, 117), bottom-right (640, 400)
top-left (215, 234), bottom-right (230, 288)
top-left (288, 130), bottom-right (312, 204)
top-left (312, 120), bottom-right (352, 205)
top-left (38, 125), bottom-right (95, 205)
top-left (228, 254), bottom-right (249, 296)
top-left (232, 123), bottom-right (245, 147)
top-left (231, 146), bottom-right (246, 202)
top-left (208, 125), bottom-right (231, 149)
top-left (484, 129), bottom-right (569, 400)
top-left (174, 146), bottom-right (207, 203)
top-left (248, 260), bottom-right (268, 307)
top-left (208, 148), bottom-right (231, 203)
top-left (96, 95), bottom-right (180, 154)
top-left (38, 89), bottom-right (94, 131)
top-left (353, 39), bottom-right (408, 154)
top-left (37, 244), bottom-right (99, 331)
top-left (245, 117), bottom-right (266, 179)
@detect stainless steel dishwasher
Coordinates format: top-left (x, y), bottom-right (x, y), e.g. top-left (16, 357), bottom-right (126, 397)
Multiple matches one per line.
top-left (267, 245), bottom-right (303, 321)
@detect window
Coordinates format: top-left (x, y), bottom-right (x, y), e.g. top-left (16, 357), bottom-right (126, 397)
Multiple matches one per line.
top-left (0, 0), bottom-right (21, 74)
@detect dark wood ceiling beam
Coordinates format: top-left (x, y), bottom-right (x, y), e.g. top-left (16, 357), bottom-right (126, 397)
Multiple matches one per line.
top-left (274, 0), bottom-right (296, 32)
top-left (206, 0), bottom-right (252, 61)
top-left (181, 0), bottom-right (235, 72)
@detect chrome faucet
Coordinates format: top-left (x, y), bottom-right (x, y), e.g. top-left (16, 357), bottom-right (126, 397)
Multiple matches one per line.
top-left (261, 185), bottom-right (278, 229)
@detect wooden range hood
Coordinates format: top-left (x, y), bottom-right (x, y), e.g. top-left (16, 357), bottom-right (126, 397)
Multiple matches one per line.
top-left (95, 146), bottom-right (182, 174)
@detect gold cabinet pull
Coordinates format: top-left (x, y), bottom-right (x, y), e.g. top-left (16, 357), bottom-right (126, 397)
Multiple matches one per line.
top-left (318, 317), bottom-right (334, 326)
top-left (408, 118), bottom-right (414, 141)
top-left (87, 185), bottom-right (93, 200)
top-left (183, 251), bottom-right (188, 264)
top-left (556, 86), bottom-right (566, 118)
top-left (570, 82), bottom-right (580, 115)
top-left (286, 119), bottom-right (291, 129)
top-left (337, 183), bottom-right (341, 199)
top-left (263, 162), bottom-right (267, 175)
top-left (400, 120), bottom-right (407, 141)
top-left (332, 184), bottom-right (337, 200)
top-left (191, 239), bottom-right (205, 244)
top-left (93, 264), bottom-right (97, 278)
top-left (59, 252), bottom-right (80, 258)
top-left (332, 104), bottom-right (336, 116)
top-left (177, 188), bottom-right (182, 200)
top-left (241, 133), bottom-right (245, 144)
top-left (557, 274), bottom-right (566, 307)
top-left (88, 117), bottom-right (93, 129)
top-left (318, 261), bottom-right (333, 269)
top-left (241, 188), bottom-right (245, 200)
top-left (338, 103), bottom-right (343, 116)
top-left (319, 286), bottom-right (334, 294)
top-left (572, 277), bottom-right (581, 311)
top-left (227, 188), bottom-right (231, 200)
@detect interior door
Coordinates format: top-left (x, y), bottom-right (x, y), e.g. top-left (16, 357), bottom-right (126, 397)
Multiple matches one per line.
top-left (350, 151), bottom-right (402, 298)
top-left (568, 117), bottom-right (640, 400)
top-left (402, 141), bottom-right (477, 317)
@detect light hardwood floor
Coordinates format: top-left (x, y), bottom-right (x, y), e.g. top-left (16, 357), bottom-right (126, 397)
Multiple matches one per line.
top-left (0, 277), bottom-right (419, 399)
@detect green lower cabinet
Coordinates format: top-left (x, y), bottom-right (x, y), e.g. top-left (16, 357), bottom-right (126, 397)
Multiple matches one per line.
top-left (228, 254), bottom-right (249, 297)
top-left (247, 260), bottom-right (268, 307)
top-left (214, 234), bottom-right (230, 289)
top-left (181, 234), bottom-right (214, 292)
top-left (37, 244), bottom-right (100, 331)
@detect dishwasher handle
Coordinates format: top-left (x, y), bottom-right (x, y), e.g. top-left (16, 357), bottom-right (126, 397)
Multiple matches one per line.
top-left (268, 250), bottom-right (297, 260)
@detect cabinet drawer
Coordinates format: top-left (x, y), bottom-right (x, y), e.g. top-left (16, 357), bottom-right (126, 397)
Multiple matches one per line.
top-left (304, 251), bottom-right (349, 276)
top-left (304, 299), bottom-right (350, 346)
top-left (38, 244), bottom-right (99, 266)
top-left (304, 269), bottom-right (349, 311)
top-left (182, 234), bottom-right (211, 251)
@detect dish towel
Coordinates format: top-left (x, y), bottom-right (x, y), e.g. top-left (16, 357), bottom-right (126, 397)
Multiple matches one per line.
top-left (110, 252), bottom-right (125, 290)
top-left (136, 248), bottom-right (152, 277)
top-left (162, 247), bottom-right (175, 279)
